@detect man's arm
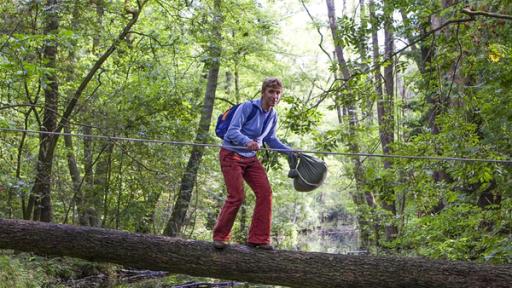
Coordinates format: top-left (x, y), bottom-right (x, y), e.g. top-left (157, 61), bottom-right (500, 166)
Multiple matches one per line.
top-left (224, 102), bottom-right (253, 146)
top-left (263, 115), bottom-right (292, 155)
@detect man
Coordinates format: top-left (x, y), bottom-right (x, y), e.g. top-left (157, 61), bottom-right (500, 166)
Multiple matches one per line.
top-left (213, 77), bottom-right (292, 250)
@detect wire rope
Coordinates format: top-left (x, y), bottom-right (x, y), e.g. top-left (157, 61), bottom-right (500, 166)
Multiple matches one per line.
top-left (1, 127), bottom-right (511, 164)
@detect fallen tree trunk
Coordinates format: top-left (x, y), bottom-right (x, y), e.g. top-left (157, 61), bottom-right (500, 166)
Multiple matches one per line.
top-left (0, 219), bottom-right (510, 288)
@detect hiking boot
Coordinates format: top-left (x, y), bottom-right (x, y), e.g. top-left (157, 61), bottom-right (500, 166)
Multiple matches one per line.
top-left (247, 243), bottom-right (274, 250)
top-left (213, 240), bottom-right (227, 250)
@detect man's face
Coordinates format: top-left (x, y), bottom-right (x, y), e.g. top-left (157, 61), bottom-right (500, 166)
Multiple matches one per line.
top-left (261, 86), bottom-right (282, 109)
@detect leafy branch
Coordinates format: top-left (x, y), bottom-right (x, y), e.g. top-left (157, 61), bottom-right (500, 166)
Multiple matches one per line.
top-left (307, 16), bottom-right (475, 110)
top-left (52, 1), bottom-right (148, 151)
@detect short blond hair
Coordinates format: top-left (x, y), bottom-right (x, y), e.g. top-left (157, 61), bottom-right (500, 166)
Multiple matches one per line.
top-left (261, 77), bottom-right (283, 92)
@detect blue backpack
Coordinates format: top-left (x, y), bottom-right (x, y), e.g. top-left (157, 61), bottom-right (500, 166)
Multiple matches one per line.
top-left (215, 102), bottom-right (271, 140)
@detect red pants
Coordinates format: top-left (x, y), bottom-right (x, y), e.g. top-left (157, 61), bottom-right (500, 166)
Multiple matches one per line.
top-left (213, 148), bottom-right (272, 244)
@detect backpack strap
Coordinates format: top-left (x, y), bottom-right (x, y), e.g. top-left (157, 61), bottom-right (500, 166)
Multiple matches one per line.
top-left (259, 111), bottom-right (273, 139)
top-left (246, 103), bottom-right (258, 123)
top-left (240, 101), bottom-right (274, 143)
top-left (253, 110), bottom-right (274, 144)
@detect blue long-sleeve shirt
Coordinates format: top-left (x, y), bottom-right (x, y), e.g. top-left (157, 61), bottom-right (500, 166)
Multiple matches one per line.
top-left (222, 99), bottom-right (291, 157)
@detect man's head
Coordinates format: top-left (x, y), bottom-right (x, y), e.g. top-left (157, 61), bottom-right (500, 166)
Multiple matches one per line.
top-left (260, 77), bottom-right (283, 111)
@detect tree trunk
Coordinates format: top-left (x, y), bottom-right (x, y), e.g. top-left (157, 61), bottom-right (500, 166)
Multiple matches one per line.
top-left (19, 7), bottom-right (42, 220)
top-left (379, 0), bottom-right (398, 241)
top-left (225, 71), bottom-right (233, 95)
top-left (419, 0), bottom-right (454, 215)
top-left (399, 9), bottom-right (427, 73)
top-left (62, 1), bottom-right (84, 225)
top-left (369, 0), bottom-right (383, 103)
top-left (27, 0), bottom-right (60, 222)
top-left (26, 1), bottom-right (146, 223)
top-left (326, 0), bottom-right (364, 193)
top-left (114, 150), bottom-right (125, 229)
top-left (93, 142), bottom-right (113, 225)
top-left (326, 0), bottom-right (373, 249)
top-left (81, 125), bottom-right (97, 226)
top-left (79, 0), bottom-right (105, 226)
top-left (357, 0), bottom-right (373, 121)
top-left (368, 0), bottom-right (385, 247)
top-left (326, 0), bottom-right (362, 189)
top-left (92, 0), bottom-right (104, 54)
top-left (165, 0), bottom-right (223, 237)
top-left (234, 62), bottom-right (240, 102)
top-left (1, 219), bottom-right (510, 288)
top-left (63, 126), bottom-right (83, 224)
top-left (17, 109), bottom-right (35, 219)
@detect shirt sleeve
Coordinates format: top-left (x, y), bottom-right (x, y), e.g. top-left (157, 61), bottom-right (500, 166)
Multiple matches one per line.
top-left (263, 113), bottom-right (292, 155)
top-left (224, 102), bottom-right (253, 146)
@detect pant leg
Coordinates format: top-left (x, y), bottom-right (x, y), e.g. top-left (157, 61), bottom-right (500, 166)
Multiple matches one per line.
top-left (213, 149), bottom-right (245, 241)
top-left (243, 157), bottom-right (273, 244)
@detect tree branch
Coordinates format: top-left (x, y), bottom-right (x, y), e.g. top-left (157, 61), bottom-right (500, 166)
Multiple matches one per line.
top-left (0, 103), bottom-right (37, 111)
top-left (0, 21), bottom-right (20, 51)
top-left (462, 8), bottom-right (512, 21)
top-left (129, 31), bottom-right (177, 47)
top-left (215, 97), bottom-right (236, 106)
top-left (54, 1), bottom-right (147, 143)
top-left (299, 0), bottom-right (332, 62)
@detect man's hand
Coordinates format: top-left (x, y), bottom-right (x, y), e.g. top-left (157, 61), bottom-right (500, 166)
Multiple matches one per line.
top-left (246, 141), bottom-right (259, 151)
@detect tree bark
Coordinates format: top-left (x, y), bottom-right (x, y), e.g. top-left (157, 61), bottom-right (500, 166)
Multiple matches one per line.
top-left (81, 125), bottom-right (96, 225)
top-left (379, 0), bottom-right (398, 241)
top-left (93, 142), bottom-right (113, 225)
top-left (368, 0), bottom-right (385, 247)
top-left (326, 0), bottom-right (373, 249)
top-left (27, 1), bottom-right (147, 223)
top-left (63, 126), bottom-right (83, 223)
top-left (26, 0), bottom-right (60, 222)
top-left (79, 0), bottom-right (105, 227)
top-left (62, 1), bottom-right (84, 225)
top-left (0, 219), bottom-right (511, 288)
top-left (369, 0), bottom-right (383, 103)
top-left (326, 0), bottom-right (363, 191)
top-left (357, 0), bottom-right (374, 122)
top-left (165, 0), bottom-right (223, 237)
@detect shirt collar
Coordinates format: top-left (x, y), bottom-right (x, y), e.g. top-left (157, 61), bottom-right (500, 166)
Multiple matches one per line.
top-left (252, 98), bottom-right (272, 113)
